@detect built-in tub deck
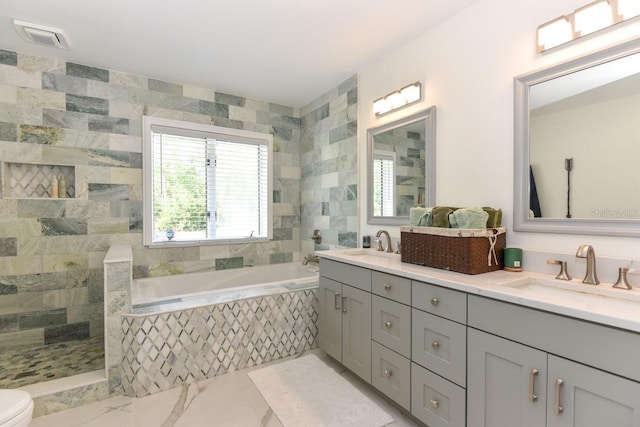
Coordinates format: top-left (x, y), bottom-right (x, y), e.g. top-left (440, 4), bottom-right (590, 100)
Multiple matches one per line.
top-left (132, 280), bottom-right (318, 314)
top-left (121, 263), bottom-right (320, 397)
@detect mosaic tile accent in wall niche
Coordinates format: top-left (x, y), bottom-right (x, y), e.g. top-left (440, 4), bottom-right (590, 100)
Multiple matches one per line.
top-left (121, 289), bottom-right (318, 397)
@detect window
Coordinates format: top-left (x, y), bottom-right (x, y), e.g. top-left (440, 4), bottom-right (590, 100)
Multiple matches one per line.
top-left (142, 116), bottom-right (273, 246)
top-left (373, 150), bottom-right (395, 217)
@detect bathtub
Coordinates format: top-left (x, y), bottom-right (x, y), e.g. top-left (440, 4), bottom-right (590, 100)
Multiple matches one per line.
top-left (131, 262), bottom-right (319, 314)
top-left (122, 262), bottom-right (320, 396)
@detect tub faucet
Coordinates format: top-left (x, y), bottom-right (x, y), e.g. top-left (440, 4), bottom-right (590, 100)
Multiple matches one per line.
top-left (576, 244), bottom-right (600, 285)
top-left (303, 255), bottom-right (320, 265)
top-left (375, 230), bottom-right (393, 253)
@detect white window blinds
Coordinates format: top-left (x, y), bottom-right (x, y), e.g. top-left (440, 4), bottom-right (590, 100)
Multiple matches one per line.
top-left (373, 153), bottom-right (394, 217)
top-left (143, 116), bottom-right (272, 246)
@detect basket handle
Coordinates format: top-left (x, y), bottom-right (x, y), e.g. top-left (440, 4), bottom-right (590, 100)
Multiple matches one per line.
top-left (487, 232), bottom-right (499, 267)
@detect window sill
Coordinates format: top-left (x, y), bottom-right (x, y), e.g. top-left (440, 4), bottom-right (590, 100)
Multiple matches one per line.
top-left (145, 237), bottom-right (271, 248)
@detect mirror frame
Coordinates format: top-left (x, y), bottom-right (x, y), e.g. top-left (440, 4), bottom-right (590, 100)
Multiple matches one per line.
top-left (514, 37), bottom-right (640, 237)
top-left (367, 106), bottom-right (436, 225)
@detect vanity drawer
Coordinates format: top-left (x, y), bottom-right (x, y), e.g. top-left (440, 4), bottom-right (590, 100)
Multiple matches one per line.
top-left (371, 341), bottom-right (410, 411)
top-left (412, 308), bottom-right (466, 387)
top-left (412, 281), bottom-right (467, 324)
top-left (372, 295), bottom-right (411, 358)
top-left (319, 258), bottom-right (371, 292)
top-left (372, 272), bottom-right (411, 305)
top-left (411, 362), bottom-right (466, 427)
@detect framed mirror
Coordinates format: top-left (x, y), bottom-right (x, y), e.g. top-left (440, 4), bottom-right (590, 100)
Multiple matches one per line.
top-left (367, 106), bottom-right (436, 225)
top-left (514, 37), bottom-right (640, 237)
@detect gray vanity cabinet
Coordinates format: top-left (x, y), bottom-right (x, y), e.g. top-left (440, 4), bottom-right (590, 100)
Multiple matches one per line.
top-left (318, 260), bottom-right (372, 383)
top-left (467, 328), bottom-right (547, 427)
top-left (370, 272), bottom-right (412, 410)
top-left (411, 281), bottom-right (467, 427)
top-left (468, 295), bottom-right (640, 427)
top-left (546, 355), bottom-right (640, 427)
top-left (318, 277), bottom-right (343, 361)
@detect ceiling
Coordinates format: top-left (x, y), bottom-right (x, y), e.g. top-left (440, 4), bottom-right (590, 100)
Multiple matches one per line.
top-left (0, 0), bottom-right (477, 108)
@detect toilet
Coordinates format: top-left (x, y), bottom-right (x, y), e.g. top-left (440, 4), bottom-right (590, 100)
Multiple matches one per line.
top-left (0, 390), bottom-right (33, 427)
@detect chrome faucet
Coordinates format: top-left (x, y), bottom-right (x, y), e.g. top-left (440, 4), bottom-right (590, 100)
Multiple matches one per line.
top-left (303, 255), bottom-right (319, 265)
top-left (375, 230), bottom-right (393, 253)
top-left (575, 245), bottom-right (600, 285)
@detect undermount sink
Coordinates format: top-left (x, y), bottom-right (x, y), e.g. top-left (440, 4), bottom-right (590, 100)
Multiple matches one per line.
top-left (501, 277), bottom-right (640, 311)
top-left (331, 248), bottom-right (399, 259)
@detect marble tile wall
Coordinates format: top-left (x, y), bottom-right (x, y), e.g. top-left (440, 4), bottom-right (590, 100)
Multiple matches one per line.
top-left (300, 75), bottom-right (359, 256)
top-left (0, 46), bottom-right (356, 389)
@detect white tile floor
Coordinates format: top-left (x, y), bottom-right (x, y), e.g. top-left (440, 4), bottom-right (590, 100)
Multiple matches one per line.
top-left (29, 350), bottom-right (423, 427)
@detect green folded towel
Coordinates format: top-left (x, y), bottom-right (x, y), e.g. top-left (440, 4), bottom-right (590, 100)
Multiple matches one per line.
top-left (449, 207), bottom-right (489, 229)
top-left (482, 207), bottom-right (503, 228)
top-left (410, 207), bottom-right (433, 226)
top-left (432, 206), bottom-right (454, 227)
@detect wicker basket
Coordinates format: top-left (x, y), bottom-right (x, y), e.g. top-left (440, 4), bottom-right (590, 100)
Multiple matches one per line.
top-left (400, 226), bottom-right (506, 275)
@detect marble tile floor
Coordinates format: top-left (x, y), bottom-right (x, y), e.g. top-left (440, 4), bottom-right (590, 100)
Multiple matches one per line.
top-left (0, 336), bottom-right (104, 388)
top-left (30, 349), bottom-right (423, 427)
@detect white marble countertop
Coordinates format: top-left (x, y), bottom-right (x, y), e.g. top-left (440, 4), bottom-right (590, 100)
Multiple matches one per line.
top-left (317, 248), bottom-right (640, 334)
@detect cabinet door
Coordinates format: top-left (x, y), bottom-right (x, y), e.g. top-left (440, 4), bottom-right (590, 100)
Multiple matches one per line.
top-left (342, 284), bottom-right (372, 383)
top-left (547, 355), bottom-right (640, 427)
top-left (467, 328), bottom-right (547, 427)
top-left (318, 277), bottom-right (342, 361)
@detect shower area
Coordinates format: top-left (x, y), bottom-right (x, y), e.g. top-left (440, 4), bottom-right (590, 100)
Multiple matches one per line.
top-left (0, 248), bottom-right (105, 388)
top-left (0, 48), bottom-right (357, 399)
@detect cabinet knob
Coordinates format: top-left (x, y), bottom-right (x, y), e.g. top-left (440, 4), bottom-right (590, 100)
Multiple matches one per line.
top-left (384, 283), bottom-right (392, 291)
top-left (385, 321), bottom-right (393, 329)
top-left (384, 369), bottom-right (393, 378)
top-left (430, 297), bottom-right (439, 306)
top-left (430, 399), bottom-right (439, 409)
top-left (431, 341), bottom-right (440, 351)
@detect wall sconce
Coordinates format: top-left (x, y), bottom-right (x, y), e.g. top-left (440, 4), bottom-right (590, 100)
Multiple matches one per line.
top-left (373, 82), bottom-right (422, 116)
top-left (537, 0), bottom-right (640, 53)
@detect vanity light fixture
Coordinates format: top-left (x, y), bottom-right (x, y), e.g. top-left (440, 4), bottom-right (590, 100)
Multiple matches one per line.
top-left (574, 0), bottom-right (614, 36)
top-left (373, 82), bottom-right (421, 117)
top-left (536, 0), bottom-right (638, 53)
top-left (618, 0), bottom-right (640, 19)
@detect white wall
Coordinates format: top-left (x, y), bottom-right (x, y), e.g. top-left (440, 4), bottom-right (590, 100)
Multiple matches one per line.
top-left (530, 90), bottom-right (640, 219)
top-left (358, 0), bottom-right (640, 259)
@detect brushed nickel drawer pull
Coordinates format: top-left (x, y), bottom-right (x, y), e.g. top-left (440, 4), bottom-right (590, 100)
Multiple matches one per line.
top-left (430, 297), bottom-right (439, 306)
top-left (334, 293), bottom-right (341, 310)
top-left (385, 321), bottom-right (393, 329)
top-left (430, 399), bottom-right (439, 409)
top-left (384, 369), bottom-right (392, 378)
top-left (342, 296), bottom-right (347, 313)
top-left (384, 283), bottom-right (392, 291)
top-left (529, 368), bottom-right (539, 402)
top-left (431, 341), bottom-right (440, 351)
top-left (554, 378), bottom-right (564, 415)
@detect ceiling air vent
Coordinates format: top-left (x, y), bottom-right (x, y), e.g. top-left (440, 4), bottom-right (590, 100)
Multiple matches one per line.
top-left (14, 19), bottom-right (68, 49)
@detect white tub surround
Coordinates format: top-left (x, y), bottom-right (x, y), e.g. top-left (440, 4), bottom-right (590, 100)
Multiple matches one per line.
top-left (118, 261), bottom-right (320, 397)
top-left (132, 263), bottom-right (319, 309)
top-left (318, 248), bottom-right (640, 332)
top-left (121, 287), bottom-right (318, 397)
